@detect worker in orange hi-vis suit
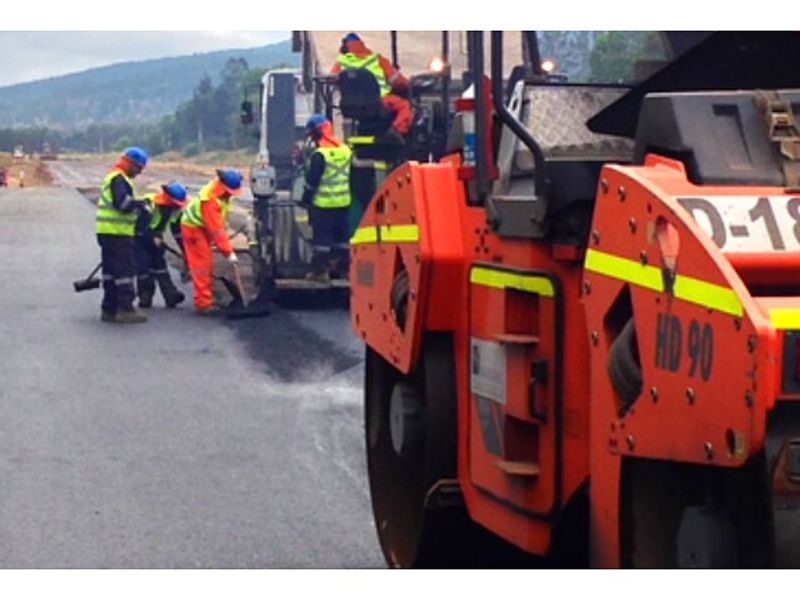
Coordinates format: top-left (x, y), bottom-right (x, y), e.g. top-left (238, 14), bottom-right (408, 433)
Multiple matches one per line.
top-left (179, 169), bottom-right (243, 315)
top-left (331, 32), bottom-right (412, 138)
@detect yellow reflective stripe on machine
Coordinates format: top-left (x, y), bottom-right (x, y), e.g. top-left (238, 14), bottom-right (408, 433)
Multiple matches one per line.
top-left (585, 249), bottom-right (663, 292)
top-left (470, 266), bottom-right (555, 297)
top-left (379, 224), bottom-right (419, 243)
top-left (672, 275), bottom-right (743, 317)
top-left (768, 308), bottom-right (800, 330)
top-left (350, 224), bottom-right (420, 245)
top-left (585, 249), bottom-right (744, 317)
top-left (350, 226), bottom-right (378, 245)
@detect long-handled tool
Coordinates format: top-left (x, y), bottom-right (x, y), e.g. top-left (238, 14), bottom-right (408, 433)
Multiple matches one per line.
top-left (163, 243), bottom-right (242, 303)
top-left (231, 261), bottom-right (248, 307)
top-left (163, 243), bottom-right (270, 319)
top-left (223, 258), bottom-right (271, 320)
top-left (73, 262), bottom-right (102, 293)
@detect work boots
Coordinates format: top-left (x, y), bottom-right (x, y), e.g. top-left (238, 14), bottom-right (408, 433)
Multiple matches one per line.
top-left (138, 289), bottom-right (154, 309)
top-left (137, 276), bottom-right (155, 309)
top-left (114, 309), bottom-right (148, 324)
top-left (156, 274), bottom-right (185, 308)
top-left (195, 305), bottom-right (221, 317)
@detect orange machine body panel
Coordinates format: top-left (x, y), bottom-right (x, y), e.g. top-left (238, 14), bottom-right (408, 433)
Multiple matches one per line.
top-left (584, 156), bottom-right (796, 565)
top-left (351, 150), bottom-right (800, 562)
top-left (351, 158), bottom-right (591, 556)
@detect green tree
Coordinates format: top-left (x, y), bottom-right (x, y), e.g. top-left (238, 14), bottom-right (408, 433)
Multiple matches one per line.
top-left (213, 58), bottom-right (250, 148)
top-left (588, 32), bottom-right (662, 83)
top-left (192, 74), bottom-right (215, 151)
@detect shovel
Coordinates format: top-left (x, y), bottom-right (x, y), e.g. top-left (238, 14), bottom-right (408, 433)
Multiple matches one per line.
top-left (223, 259), bottom-right (271, 320)
top-left (163, 243), bottom-right (244, 304)
top-left (163, 243), bottom-right (269, 319)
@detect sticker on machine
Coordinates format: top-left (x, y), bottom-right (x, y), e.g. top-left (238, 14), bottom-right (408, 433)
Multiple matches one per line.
top-left (677, 195), bottom-right (800, 253)
top-left (470, 338), bottom-right (506, 405)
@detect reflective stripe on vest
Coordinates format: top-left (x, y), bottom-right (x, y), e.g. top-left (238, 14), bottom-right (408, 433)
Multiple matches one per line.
top-left (314, 146), bottom-right (352, 209)
top-left (141, 193), bottom-right (170, 232)
top-left (181, 181), bottom-right (229, 228)
top-left (337, 52), bottom-right (390, 97)
top-left (96, 168), bottom-right (137, 237)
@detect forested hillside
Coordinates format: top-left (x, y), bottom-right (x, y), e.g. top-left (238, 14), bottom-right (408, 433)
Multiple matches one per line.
top-left (0, 39), bottom-right (296, 128)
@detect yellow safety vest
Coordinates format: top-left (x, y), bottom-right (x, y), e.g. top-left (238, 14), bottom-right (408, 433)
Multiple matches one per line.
top-left (141, 193), bottom-right (180, 233)
top-left (314, 145), bottom-right (352, 209)
top-left (182, 181), bottom-right (230, 228)
top-left (96, 168), bottom-right (138, 237)
top-left (337, 52), bottom-right (390, 97)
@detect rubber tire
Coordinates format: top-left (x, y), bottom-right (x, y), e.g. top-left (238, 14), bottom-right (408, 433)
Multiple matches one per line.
top-left (607, 319), bottom-right (642, 412)
top-left (389, 269), bottom-right (409, 332)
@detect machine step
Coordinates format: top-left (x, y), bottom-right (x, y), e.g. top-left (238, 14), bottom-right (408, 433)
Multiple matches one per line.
top-left (495, 460), bottom-right (541, 478)
top-left (494, 333), bottom-right (540, 345)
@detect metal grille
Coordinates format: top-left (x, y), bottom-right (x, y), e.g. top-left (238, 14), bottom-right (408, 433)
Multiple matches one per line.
top-left (519, 85), bottom-right (633, 163)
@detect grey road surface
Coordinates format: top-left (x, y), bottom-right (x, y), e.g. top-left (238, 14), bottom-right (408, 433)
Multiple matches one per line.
top-left (0, 186), bottom-right (382, 568)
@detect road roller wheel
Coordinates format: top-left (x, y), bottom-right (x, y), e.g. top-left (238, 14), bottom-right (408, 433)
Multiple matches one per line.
top-left (365, 334), bottom-right (539, 567)
top-left (365, 334), bottom-right (463, 567)
top-left (622, 457), bottom-right (773, 567)
top-left (676, 505), bottom-right (738, 567)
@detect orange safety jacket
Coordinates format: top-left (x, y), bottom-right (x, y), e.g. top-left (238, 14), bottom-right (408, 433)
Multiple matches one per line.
top-left (181, 180), bottom-right (234, 257)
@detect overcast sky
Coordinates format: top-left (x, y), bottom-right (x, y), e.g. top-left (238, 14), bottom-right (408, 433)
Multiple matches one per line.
top-left (0, 0), bottom-right (776, 90)
top-left (0, 32), bottom-right (290, 88)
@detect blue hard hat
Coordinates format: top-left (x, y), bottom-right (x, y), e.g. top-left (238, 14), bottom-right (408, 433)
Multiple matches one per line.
top-left (216, 168), bottom-right (243, 194)
top-left (123, 146), bottom-right (148, 167)
top-left (161, 181), bottom-right (187, 202)
top-left (342, 32), bottom-right (361, 43)
top-left (305, 113), bottom-right (328, 134)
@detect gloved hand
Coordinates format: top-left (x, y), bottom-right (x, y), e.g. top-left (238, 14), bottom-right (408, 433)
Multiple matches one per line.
top-left (135, 200), bottom-right (152, 214)
top-left (227, 253), bottom-right (239, 264)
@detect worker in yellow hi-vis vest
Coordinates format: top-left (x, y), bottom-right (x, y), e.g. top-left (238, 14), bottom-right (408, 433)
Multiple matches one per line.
top-left (300, 114), bottom-right (352, 281)
top-left (95, 147), bottom-right (150, 324)
top-left (331, 32), bottom-right (412, 139)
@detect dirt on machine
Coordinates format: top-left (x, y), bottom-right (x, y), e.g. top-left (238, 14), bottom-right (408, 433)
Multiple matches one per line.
top-left (348, 30), bottom-right (800, 568)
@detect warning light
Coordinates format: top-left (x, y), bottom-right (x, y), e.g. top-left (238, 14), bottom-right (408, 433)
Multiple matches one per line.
top-left (541, 59), bottom-right (557, 74)
top-left (428, 57), bottom-right (446, 74)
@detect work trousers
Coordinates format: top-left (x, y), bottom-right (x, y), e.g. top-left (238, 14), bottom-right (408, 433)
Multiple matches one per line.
top-left (97, 234), bottom-right (136, 314)
top-left (181, 224), bottom-right (215, 310)
top-left (309, 206), bottom-right (349, 247)
top-left (309, 206), bottom-right (350, 270)
top-left (134, 234), bottom-right (169, 293)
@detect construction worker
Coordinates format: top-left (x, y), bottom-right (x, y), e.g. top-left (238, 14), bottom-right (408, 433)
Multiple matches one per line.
top-left (135, 182), bottom-right (188, 309)
top-left (180, 169), bottom-right (242, 315)
top-left (300, 114), bottom-right (352, 280)
top-left (331, 32), bottom-right (412, 140)
top-left (95, 146), bottom-right (150, 324)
